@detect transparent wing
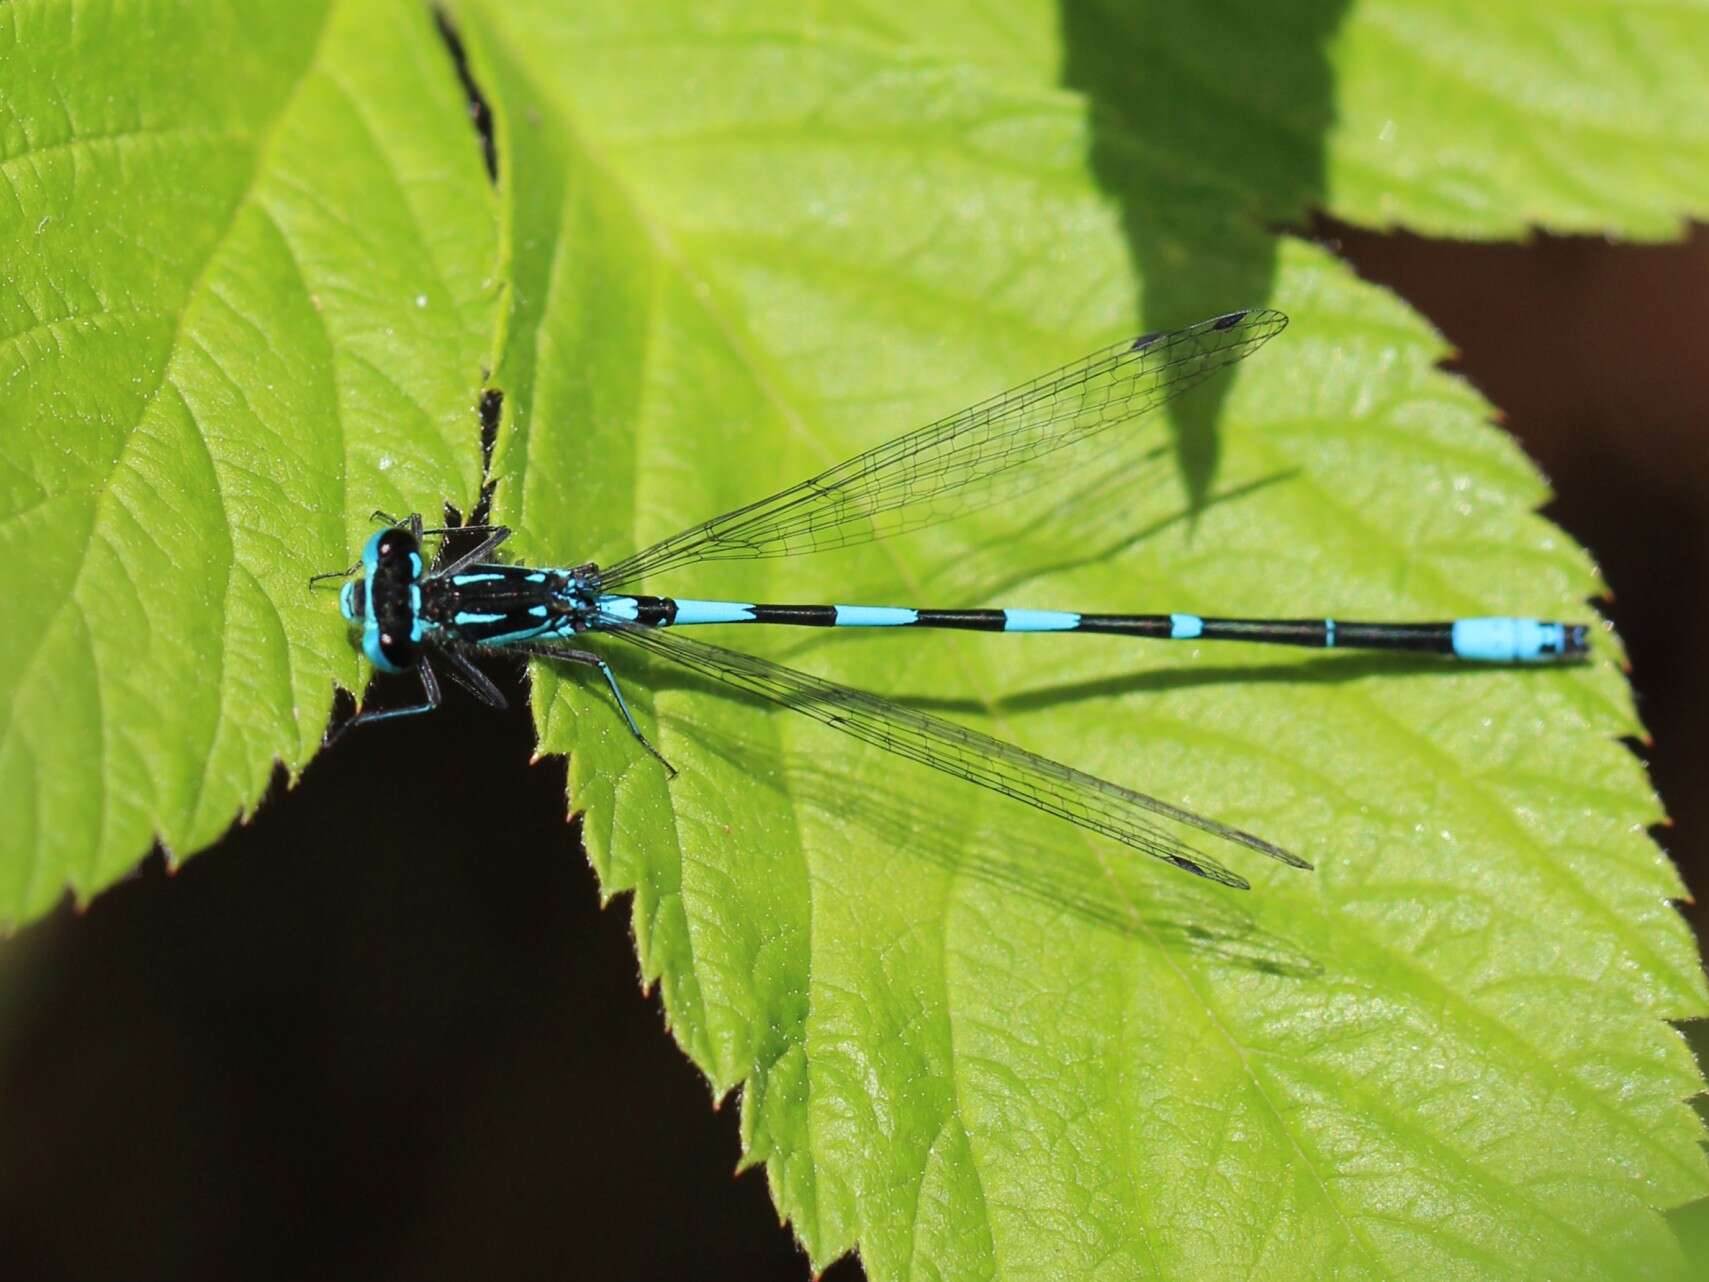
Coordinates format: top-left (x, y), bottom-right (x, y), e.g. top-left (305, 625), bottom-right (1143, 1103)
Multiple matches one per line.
top-left (596, 309), bottom-right (1287, 590)
top-left (597, 620), bottom-right (1311, 890)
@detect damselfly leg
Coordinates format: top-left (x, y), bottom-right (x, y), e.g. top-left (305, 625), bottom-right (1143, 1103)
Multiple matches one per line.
top-left (519, 642), bottom-right (677, 777)
top-left (438, 647), bottom-right (509, 710)
top-left (370, 509), bottom-right (515, 577)
top-left (433, 526), bottom-right (513, 579)
top-left (326, 653), bottom-right (444, 746)
top-left (308, 561), bottom-right (359, 586)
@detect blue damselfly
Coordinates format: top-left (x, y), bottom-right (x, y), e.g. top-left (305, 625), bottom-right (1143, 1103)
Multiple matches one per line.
top-left (314, 310), bottom-right (1587, 888)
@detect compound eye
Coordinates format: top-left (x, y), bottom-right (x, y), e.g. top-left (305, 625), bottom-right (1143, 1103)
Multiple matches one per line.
top-left (374, 527), bottom-right (422, 577)
top-left (377, 628), bottom-right (421, 671)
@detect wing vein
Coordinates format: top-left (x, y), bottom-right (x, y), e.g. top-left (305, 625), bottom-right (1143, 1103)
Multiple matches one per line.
top-left (596, 310), bottom-right (1287, 589)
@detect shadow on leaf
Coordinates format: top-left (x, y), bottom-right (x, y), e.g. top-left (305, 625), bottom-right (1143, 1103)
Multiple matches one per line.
top-left (1061, 0), bottom-right (1351, 508)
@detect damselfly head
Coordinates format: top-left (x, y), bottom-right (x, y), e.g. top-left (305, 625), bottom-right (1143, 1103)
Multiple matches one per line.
top-left (351, 526), bottom-right (426, 673)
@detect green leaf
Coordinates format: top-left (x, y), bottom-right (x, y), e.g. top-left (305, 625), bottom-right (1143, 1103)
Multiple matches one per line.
top-left (0, 0), bottom-right (498, 919)
top-left (1323, 1), bottom-right (1709, 236)
top-left (849, 0), bottom-right (1709, 239)
top-left (454, 2), bottom-right (1708, 1279)
top-left (7, 0), bottom-right (1707, 1277)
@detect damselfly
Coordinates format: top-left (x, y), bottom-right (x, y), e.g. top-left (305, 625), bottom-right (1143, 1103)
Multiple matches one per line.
top-left (315, 309), bottom-right (1588, 889)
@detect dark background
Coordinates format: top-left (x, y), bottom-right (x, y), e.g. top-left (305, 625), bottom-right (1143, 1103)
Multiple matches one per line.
top-left (0, 224), bottom-right (1704, 1280)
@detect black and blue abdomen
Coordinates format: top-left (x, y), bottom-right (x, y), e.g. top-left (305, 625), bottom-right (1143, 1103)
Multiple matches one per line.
top-left (589, 593), bottom-right (1588, 663)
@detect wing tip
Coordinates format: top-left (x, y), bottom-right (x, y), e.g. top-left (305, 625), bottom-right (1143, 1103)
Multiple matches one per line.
top-left (1132, 307), bottom-right (1290, 353)
top-left (1210, 827), bottom-right (1314, 875)
top-left (1259, 841), bottom-right (1314, 871)
top-left (1168, 853), bottom-right (1250, 891)
top-left (1213, 306), bottom-right (1289, 336)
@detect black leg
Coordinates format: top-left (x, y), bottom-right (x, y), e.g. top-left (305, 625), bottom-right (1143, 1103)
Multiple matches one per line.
top-left (419, 521), bottom-right (507, 537)
top-left (324, 656), bottom-right (443, 746)
top-left (367, 509), bottom-right (426, 541)
top-left (440, 647), bottom-right (509, 709)
top-left (370, 508), bottom-right (506, 542)
top-left (523, 646), bottom-right (675, 776)
top-left (432, 526), bottom-right (514, 579)
top-left (308, 560), bottom-right (359, 587)
top-left (368, 510), bottom-right (511, 575)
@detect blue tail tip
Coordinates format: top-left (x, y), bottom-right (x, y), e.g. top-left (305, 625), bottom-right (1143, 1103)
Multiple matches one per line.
top-left (1452, 617), bottom-right (1592, 663)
